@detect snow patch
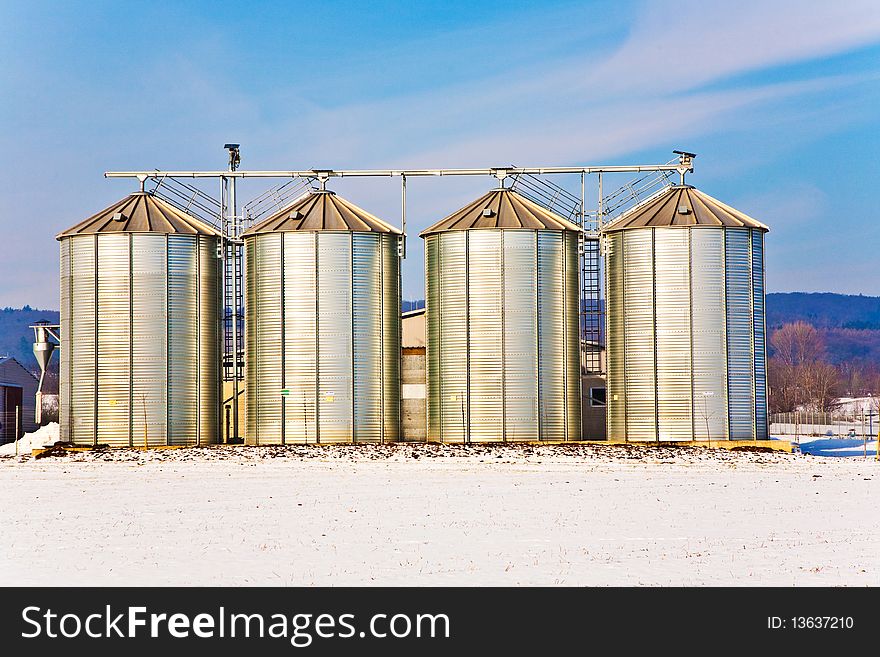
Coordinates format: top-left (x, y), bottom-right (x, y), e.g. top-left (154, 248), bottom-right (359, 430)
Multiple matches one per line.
top-left (797, 437), bottom-right (878, 458)
top-left (0, 423), bottom-right (59, 455)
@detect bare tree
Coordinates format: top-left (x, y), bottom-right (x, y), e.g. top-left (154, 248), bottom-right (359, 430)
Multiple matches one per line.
top-left (868, 366), bottom-right (880, 417)
top-left (768, 321), bottom-right (840, 413)
top-left (838, 361), bottom-right (868, 397)
top-left (770, 321), bottom-right (825, 366)
top-left (802, 361), bottom-right (841, 412)
top-left (768, 358), bottom-right (799, 413)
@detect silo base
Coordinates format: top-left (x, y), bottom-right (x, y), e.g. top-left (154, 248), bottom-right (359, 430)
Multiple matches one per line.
top-left (601, 438), bottom-right (793, 453)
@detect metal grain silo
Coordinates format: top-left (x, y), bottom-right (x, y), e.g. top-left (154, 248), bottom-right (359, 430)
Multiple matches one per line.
top-left (243, 190), bottom-right (401, 444)
top-left (57, 192), bottom-right (222, 447)
top-left (420, 188), bottom-right (582, 442)
top-left (602, 185), bottom-right (769, 442)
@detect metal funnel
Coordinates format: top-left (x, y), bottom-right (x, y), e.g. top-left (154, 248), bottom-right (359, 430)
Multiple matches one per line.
top-left (33, 338), bottom-right (55, 379)
top-left (32, 324), bottom-right (56, 385)
top-left (31, 323), bottom-right (59, 424)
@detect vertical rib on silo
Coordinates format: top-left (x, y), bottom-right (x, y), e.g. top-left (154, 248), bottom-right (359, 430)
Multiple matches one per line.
top-left (725, 229), bottom-right (756, 440)
top-left (622, 230), bottom-right (656, 441)
top-left (468, 231), bottom-right (503, 442)
top-left (439, 232), bottom-right (468, 442)
top-left (281, 232), bottom-right (318, 443)
top-left (353, 233), bottom-right (382, 442)
top-left (70, 237), bottom-right (97, 445)
top-left (198, 235), bottom-right (220, 446)
top-left (502, 231), bottom-right (538, 441)
top-left (96, 234), bottom-right (130, 446)
top-left (317, 233), bottom-right (353, 443)
top-left (59, 239), bottom-right (72, 443)
top-left (690, 228), bottom-right (729, 440)
top-left (245, 237), bottom-right (257, 443)
top-left (131, 234), bottom-right (167, 447)
top-left (751, 230), bottom-right (768, 439)
top-left (537, 231), bottom-right (565, 441)
top-left (382, 233), bottom-right (401, 442)
top-left (167, 236), bottom-right (198, 445)
top-left (426, 236), bottom-right (441, 441)
top-left (249, 233), bottom-right (284, 444)
top-left (69, 237), bottom-right (97, 445)
top-left (654, 229), bottom-right (692, 441)
top-left (605, 232), bottom-right (626, 441)
top-left (564, 231), bottom-right (581, 441)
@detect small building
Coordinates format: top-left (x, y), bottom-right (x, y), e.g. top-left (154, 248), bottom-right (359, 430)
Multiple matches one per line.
top-left (402, 307), bottom-right (426, 348)
top-left (0, 357), bottom-right (39, 443)
top-left (401, 308), bottom-right (427, 442)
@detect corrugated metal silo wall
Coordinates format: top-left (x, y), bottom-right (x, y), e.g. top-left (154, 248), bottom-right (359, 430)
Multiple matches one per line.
top-left (59, 234), bottom-right (220, 446)
top-left (198, 237), bottom-right (221, 443)
top-left (604, 231), bottom-right (625, 439)
top-left (619, 230), bottom-right (655, 440)
top-left (604, 226), bottom-right (768, 441)
top-left (690, 229), bottom-right (729, 440)
top-left (424, 229), bottom-right (581, 442)
top-left (564, 231), bottom-right (581, 441)
top-left (425, 235), bottom-right (442, 441)
top-left (751, 231), bottom-right (768, 438)
top-left (382, 235), bottom-right (402, 441)
top-left (245, 231), bottom-right (400, 444)
top-left (503, 231), bottom-right (538, 441)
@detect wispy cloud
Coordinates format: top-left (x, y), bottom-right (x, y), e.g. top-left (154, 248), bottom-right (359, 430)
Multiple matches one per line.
top-left (583, 0), bottom-right (880, 96)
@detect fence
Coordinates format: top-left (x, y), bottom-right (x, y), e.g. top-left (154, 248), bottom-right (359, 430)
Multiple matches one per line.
top-left (0, 407), bottom-right (22, 444)
top-left (770, 410), bottom-right (879, 439)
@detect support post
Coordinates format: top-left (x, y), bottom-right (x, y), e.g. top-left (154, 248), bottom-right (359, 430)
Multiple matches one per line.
top-left (222, 143), bottom-right (242, 444)
top-left (231, 172), bottom-right (240, 443)
top-left (225, 405), bottom-right (231, 444)
top-left (401, 174), bottom-right (407, 259)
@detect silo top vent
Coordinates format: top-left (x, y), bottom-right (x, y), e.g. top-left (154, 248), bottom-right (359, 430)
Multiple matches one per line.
top-left (242, 191), bottom-right (401, 235)
top-left (419, 188), bottom-right (582, 237)
top-left (600, 185), bottom-right (768, 234)
top-left (57, 192), bottom-right (222, 240)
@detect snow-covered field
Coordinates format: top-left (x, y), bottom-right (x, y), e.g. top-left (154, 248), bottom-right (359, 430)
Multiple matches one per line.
top-left (1, 441), bottom-right (878, 586)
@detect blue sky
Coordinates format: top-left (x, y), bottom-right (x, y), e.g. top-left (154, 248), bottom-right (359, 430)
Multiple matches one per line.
top-left (1, 0), bottom-right (879, 308)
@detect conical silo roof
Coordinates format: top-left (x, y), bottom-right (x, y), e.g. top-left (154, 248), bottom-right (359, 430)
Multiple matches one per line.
top-left (419, 188), bottom-right (582, 237)
top-left (242, 190), bottom-right (401, 236)
top-left (56, 192), bottom-right (221, 239)
top-left (600, 185), bottom-right (768, 233)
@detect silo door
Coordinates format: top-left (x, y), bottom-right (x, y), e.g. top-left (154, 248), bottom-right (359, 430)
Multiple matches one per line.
top-left (5, 386), bottom-right (22, 439)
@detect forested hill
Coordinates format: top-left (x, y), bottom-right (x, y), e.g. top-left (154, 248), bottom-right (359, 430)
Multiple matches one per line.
top-left (766, 293), bottom-right (880, 330)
